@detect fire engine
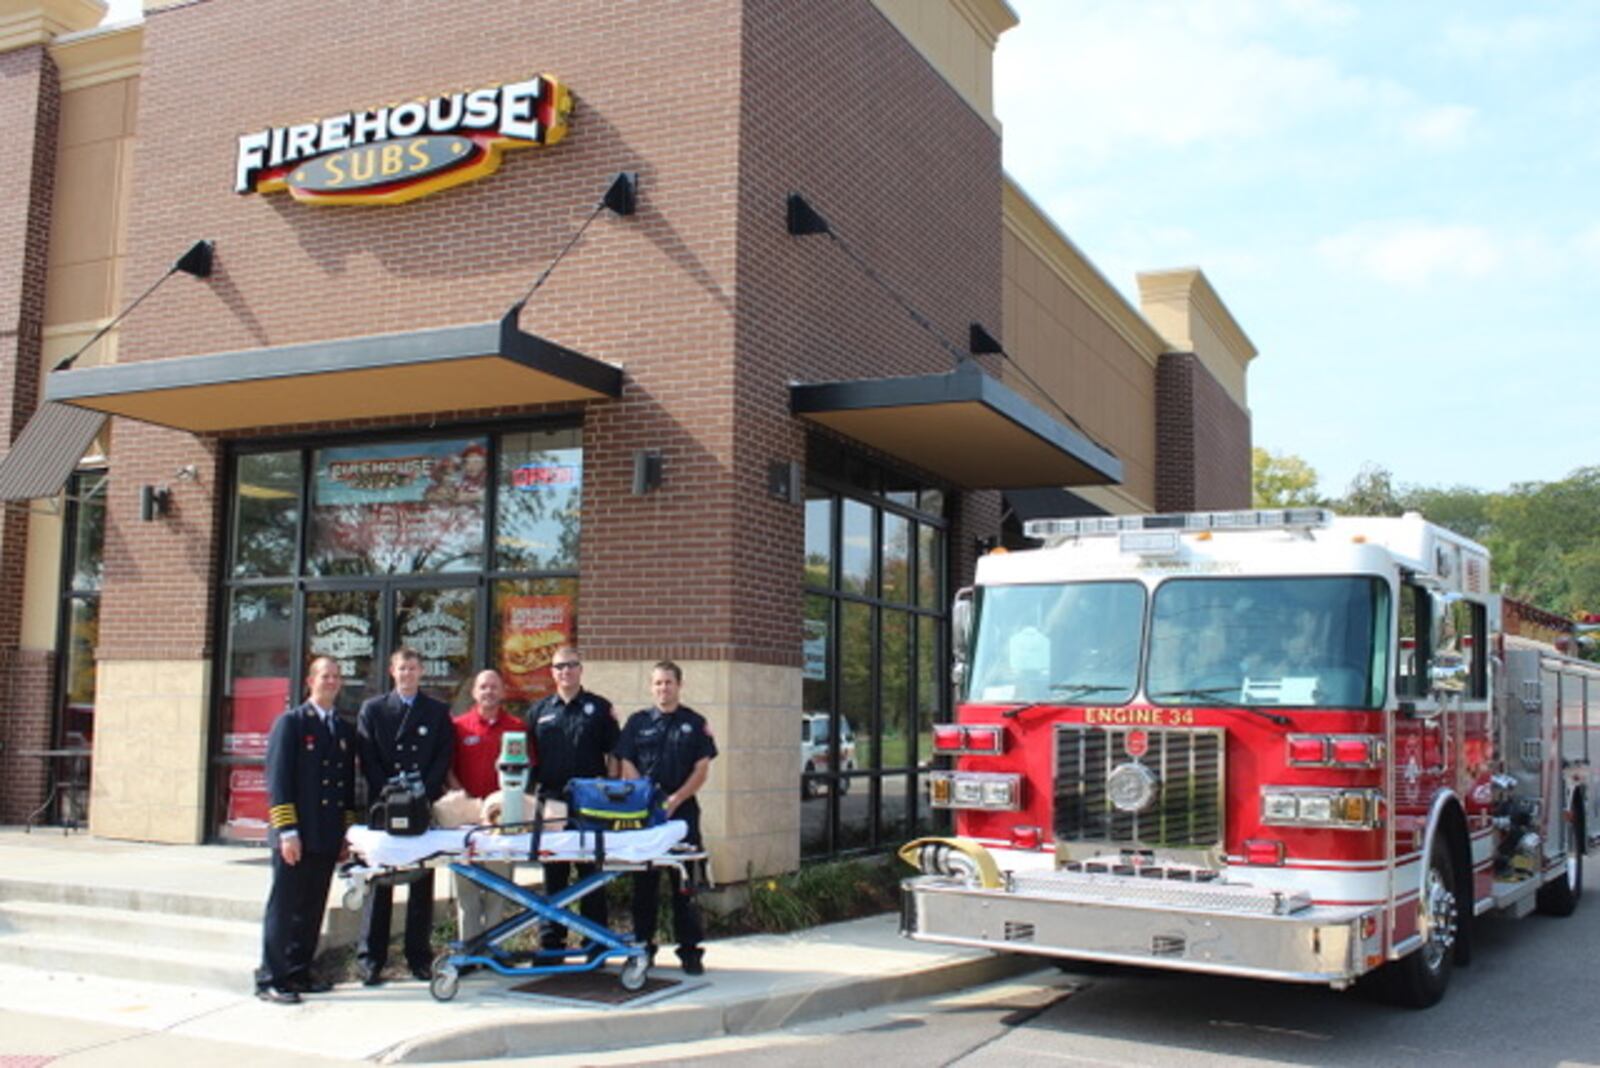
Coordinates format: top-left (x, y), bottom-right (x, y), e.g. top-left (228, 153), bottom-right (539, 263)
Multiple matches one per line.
top-left (900, 508), bottom-right (1599, 1007)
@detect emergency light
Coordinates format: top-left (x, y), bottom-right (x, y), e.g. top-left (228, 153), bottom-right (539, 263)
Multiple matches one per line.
top-left (1024, 507), bottom-right (1333, 543)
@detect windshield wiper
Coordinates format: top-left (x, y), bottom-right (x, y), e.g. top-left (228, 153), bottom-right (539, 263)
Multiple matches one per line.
top-left (1147, 688), bottom-right (1291, 727)
top-left (1002, 683), bottom-right (1123, 718)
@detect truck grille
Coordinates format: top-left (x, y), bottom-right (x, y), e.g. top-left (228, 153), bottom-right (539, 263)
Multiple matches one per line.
top-left (1053, 725), bottom-right (1225, 849)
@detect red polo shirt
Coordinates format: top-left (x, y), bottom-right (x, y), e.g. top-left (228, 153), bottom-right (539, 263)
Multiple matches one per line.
top-left (451, 706), bottom-right (529, 799)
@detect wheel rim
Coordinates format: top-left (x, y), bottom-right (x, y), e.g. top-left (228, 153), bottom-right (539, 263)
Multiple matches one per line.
top-left (1419, 858), bottom-right (1457, 973)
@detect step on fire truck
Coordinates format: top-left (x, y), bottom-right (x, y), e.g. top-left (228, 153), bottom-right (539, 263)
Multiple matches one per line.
top-left (900, 508), bottom-right (1599, 1007)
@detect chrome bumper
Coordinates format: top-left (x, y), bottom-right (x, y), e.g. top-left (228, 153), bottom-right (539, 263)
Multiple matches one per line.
top-left (901, 869), bottom-right (1383, 986)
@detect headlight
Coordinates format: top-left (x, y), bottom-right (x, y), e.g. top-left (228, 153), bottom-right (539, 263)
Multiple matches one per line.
top-left (1261, 787), bottom-right (1383, 830)
top-left (928, 771), bottom-right (1022, 811)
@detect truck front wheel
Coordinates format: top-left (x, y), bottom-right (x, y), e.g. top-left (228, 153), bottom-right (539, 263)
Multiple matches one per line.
top-left (1378, 836), bottom-right (1458, 1008)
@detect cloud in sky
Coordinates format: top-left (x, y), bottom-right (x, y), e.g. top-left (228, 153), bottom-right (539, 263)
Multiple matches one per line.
top-left (997, 1), bottom-right (1598, 493)
top-left (1316, 222), bottom-right (1500, 288)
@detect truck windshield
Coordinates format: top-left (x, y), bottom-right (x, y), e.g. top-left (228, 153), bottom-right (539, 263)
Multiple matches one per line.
top-left (966, 582), bottom-right (1145, 705)
top-left (1146, 576), bottom-right (1387, 709)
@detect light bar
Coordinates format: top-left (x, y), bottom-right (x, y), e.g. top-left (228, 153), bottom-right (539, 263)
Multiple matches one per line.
top-left (1024, 508), bottom-right (1333, 542)
top-left (932, 723), bottom-right (1006, 756)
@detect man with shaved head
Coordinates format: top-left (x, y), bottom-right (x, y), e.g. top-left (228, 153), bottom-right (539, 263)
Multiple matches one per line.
top-left (448, 669), bottom-right (525, 939)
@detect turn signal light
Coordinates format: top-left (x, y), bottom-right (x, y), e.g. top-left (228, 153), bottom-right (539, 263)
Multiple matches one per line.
top-left (1242, 838), bottom-right (1285, 866)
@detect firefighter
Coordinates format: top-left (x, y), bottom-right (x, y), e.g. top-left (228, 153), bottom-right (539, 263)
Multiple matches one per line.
top-left (617, 660), bottom-right (716, 975)
top-left (528, 645), bottom-right (619, 949)
top-left (356, 647), bottom-right (454, 984)
top-left (255, 656), bottom-right (357, 1003)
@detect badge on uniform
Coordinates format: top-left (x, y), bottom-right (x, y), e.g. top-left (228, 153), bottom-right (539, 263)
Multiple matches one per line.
top-left (680, 723), bottom-right (692, 734)
top-left (419, 725), bottom-right (428, 735)
top-left (464, 735), bottom-right (480, 746)
top-left (584, 702), bottom-right (595, 715)
top-left (304, 734), bottom-right (316, 750)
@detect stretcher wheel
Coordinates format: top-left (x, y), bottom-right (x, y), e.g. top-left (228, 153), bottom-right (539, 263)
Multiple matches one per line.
top-left (430, 953), bottom-right (461, 1002)
top-left (619, 954), bottom-right (649, 992)
top-left (341, 884), bottom-right (365, 912)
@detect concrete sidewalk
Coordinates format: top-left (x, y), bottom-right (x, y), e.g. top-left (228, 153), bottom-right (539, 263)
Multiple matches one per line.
top-left (0, 829), bottom-right (1033, 1063)
top-left (0, 916), bottom-right (1031, 1063)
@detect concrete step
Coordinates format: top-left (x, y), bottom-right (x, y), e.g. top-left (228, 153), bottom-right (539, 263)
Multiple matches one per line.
top-left (0, 929), bottom-right (255, 992)
top-left (0, 899), bottom-right (261, 957)
top-left (0, 875), bottom-right (262, 923)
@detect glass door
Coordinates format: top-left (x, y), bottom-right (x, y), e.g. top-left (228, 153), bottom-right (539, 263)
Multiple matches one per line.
top-left (395, 584), bottom-right (479, 712)
top-left (304, 586), bottom-right (384, 718)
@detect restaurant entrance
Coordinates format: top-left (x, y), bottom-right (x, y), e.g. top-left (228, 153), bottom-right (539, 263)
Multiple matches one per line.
top-left (211, 422), bottom-right (583, 841)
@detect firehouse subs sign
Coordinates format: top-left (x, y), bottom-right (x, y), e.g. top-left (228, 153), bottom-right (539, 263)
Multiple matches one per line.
top-left (234, 75), bottom-right (571, 206)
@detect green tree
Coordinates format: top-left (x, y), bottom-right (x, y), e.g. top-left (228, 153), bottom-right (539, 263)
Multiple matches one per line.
top-left (1336, 463), bottom-right (1404, 517)
top-left (1400, 485), bottom-right (1494, 543)
top-left (1251, 448), bottom-right (1322, 508)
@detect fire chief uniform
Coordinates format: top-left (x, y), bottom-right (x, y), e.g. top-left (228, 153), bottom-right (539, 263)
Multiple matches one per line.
top-left (257, 701), bottom-right (356, 995)
top-left (357, 689), bottom-right (454, 980)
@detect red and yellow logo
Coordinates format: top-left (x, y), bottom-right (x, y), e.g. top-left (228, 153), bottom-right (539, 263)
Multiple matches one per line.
top-left (235, 75), bottom-right (572, 207)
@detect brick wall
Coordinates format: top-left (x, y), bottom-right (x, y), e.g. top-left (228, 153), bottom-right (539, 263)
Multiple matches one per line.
top-left (104, 0), bottom-right (1001, 668)
top-left (731, 0), bottom-right (1004, 656)
top-left (0, 45), bottom-right (59, 818)
top-left (0, 650), bottom-right (59, 822)
top-left (1155, 352), bottom-right (1251, 512)
top-left (107, 0), bottom-right (748, 663)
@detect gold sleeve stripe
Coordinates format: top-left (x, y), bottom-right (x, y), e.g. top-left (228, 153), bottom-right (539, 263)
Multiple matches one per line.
top-left (269, 805), bottom-right (299, 828)
top-left (344, 810), bottom-right (359, 827)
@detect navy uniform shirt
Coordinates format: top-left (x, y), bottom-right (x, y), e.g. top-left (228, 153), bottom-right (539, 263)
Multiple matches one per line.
top-left (265, 701), bottom-right (357, 855)
top-left (357, 690), bottom-right (455, 801)
top-left (615, 704), bottom-right (718, 801)
top-left (529, 688), bottom-right (619, 794)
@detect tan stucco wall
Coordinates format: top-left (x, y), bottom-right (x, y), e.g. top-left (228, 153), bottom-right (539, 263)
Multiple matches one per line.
top-left (582, 658), bottom-right (802, 882)
top-left (871, 0), bottom-right (1015, 130)
top-left (90, 658), bottom-right (211, 843)
top-left (44, 21), bottom-right (138, 330)
top-left (1001, 180), bottom-right (1163, 510)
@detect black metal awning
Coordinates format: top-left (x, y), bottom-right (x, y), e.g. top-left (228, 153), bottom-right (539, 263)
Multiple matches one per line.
top-left (43, 310), bottom-right (622, 434)
top-left (790, 364), bottom-right (1121, 489)
top-left (0, 402), bottom-right (107, 501)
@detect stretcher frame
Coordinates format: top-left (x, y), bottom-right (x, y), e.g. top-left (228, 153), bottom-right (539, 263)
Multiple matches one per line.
top-left (340, 823), bottom-right (708, 1001)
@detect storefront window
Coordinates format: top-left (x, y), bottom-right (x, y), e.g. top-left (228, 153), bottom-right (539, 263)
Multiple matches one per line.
top-left (496, 428), bottom-right (582, 572)
top-left (232, 451), bottom-right (300, 578)
top-left (309, 437), bottom-right (487, 575)
top-left (801, 445), bottom-right (947, 861)
top-left (216, 423), bottom-right (581, 841)
top-left (840, 499), bottom-right (874, 596)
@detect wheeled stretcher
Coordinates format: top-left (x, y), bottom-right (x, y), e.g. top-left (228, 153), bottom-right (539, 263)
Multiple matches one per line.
top-left (342, 821), bottom-right (706, 1000)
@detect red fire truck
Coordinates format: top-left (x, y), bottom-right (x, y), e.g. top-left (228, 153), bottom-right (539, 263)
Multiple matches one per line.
top-left (900, 508), bottom-right (1599, 1007)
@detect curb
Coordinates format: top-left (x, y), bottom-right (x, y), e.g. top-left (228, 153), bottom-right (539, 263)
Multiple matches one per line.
top-left (379, 951), bottom-right (1040, 1063)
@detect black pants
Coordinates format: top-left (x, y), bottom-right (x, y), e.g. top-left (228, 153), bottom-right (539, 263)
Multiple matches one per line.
top-left (541, 861), bottom-right (608, 948)
top-left (358, 868), bottom-right (435, 974)
top-left (257, 848), bottom-right (337, 990)
top-left (631, 807), bottom-right (704, 958)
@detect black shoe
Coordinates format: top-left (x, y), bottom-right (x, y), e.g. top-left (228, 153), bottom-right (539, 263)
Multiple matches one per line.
top-left (410, 964), bottom-right (432, 982)
top-left (679, 950), bottom-right (705, 977)
top-left (256, 986), bottom-right (302, 1005)
top-left (358, 966), bottom-right (385, 987)
top-left (287, 977), bottom-right (333, 994)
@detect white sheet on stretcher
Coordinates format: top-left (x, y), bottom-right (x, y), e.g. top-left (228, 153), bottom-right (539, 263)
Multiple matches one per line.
top-left (346, 820), bottom-right (689, 869)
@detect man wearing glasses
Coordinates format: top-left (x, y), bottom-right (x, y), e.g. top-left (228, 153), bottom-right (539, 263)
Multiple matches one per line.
top-left (528, 645), bottom-right (619, 949)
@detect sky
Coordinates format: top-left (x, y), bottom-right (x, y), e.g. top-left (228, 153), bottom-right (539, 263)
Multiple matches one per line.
top-left (994, 1), bottom-right (1600, 498)
top-left (98, 1), bottom-right (1596, 497)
